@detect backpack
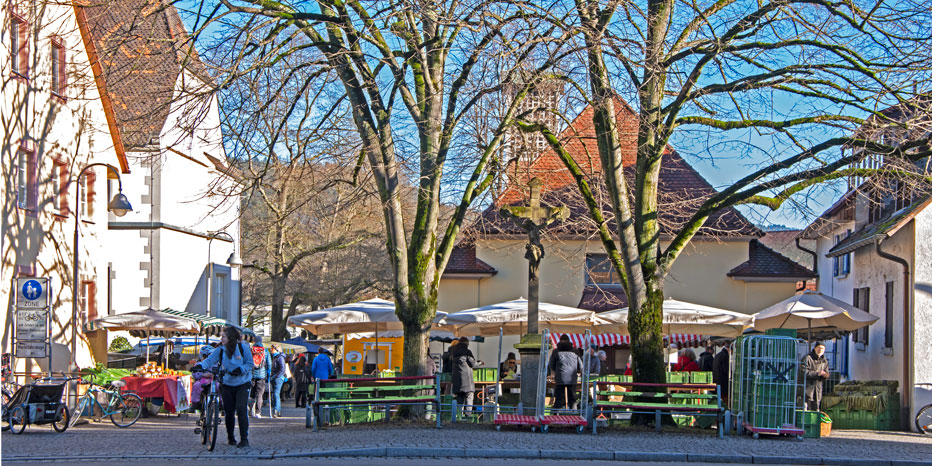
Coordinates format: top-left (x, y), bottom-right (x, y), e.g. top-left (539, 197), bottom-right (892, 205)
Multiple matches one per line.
top-left (251, 345), bottom-right (267, 369)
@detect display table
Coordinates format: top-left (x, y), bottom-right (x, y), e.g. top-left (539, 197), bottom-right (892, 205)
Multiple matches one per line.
top-left (120, 375), bottom-right (191, 413)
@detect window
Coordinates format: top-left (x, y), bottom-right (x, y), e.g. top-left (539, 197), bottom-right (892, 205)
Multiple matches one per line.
top-left (884, 281), bottom-right (894, 349)
top-left (50, 160), bottom-right (69, 214)
top-left (832, 230), bottom-right (851, 277)
top-left (585, 254), bottom-right (623, 286)
top-left (212, 273), bottom-right (226, 318)
top-left (78, 172), bottom-right (95, 218)
top-left (80, 281), bottom-right (97, 322)
top-left (853, 287), bottom-right (870, 345)
top-left (10, 14), bottom-right (28, 77)
top-left (50, 39), bottom-right (66, 97)
top-left (15, 149), bottom-right (36, 210)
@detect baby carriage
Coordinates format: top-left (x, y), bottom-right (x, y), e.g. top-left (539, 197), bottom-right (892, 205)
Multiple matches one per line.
top-left (2, 376), bottom-right (72, 434)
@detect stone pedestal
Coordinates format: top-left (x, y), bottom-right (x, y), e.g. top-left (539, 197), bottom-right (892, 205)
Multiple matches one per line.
top-left (515, 333), bottom-right (547, 416)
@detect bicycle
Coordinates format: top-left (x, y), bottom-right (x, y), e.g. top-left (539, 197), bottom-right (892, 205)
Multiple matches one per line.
top-left (193, 368), bottom-right (224, 451)
top-left (915, 383), bottom-right (932, 434)
top-left (69, 376), bottom-right (143, 428)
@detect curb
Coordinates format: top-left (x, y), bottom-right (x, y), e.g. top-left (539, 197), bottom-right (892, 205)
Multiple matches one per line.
top-left (3, 448), bottom-right (931, 465)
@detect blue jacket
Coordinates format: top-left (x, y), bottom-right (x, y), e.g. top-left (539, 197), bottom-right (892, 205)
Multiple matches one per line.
top-left (200, 342), bottom-right (254, 387)
top-left (250, 345), bottom-right (271, 380)
top-left (310, 353), bottom-right (335, 381)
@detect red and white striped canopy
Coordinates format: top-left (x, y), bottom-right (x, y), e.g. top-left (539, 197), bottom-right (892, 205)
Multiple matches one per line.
top-left (550, 333), bottom-right (704, 348)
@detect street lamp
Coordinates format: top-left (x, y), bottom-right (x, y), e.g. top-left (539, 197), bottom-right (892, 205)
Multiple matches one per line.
top-left (206, 230), bottom-right (242, 320)
top-left (71, 163), bottom-right (132, 369)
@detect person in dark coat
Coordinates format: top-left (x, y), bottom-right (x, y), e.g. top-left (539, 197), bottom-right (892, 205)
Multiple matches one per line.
top-left (548, 335), bottom-right (583, 410)
top-left (802, 341), bottom-right (830, 411)
top-left (712, 345), bottom-right (730, 404)
top-left (698, 346), bottom-right (714, 372)
top-left (441, 340), bottom-right (458, 374)
top-left (451, 337), bottom-right (476, 415)
top-left (293, 353), bottom-right (311, 408)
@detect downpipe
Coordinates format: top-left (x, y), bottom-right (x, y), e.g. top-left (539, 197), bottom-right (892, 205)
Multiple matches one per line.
top-left (875, 237), bottom-right (911, 430)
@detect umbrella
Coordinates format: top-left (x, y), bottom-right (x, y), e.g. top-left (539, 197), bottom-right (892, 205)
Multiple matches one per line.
top-left (596, 298), bottom-right (752, 337)
top-left (438, 298), bottom-right (600, 337)
top-left (158, 308), bottom-right (257, 342)
top-left (752, 290), bottom-right (879, 341)
top-left (287, 298), bottom-right (448, 334)
top-left (84, 309), bottom-right (200, 363)
top-left (282, 337), bottom-right (332, 355)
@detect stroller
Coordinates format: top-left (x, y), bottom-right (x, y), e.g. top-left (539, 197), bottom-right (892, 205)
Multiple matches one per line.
top-left (2, 376), bottom-right (72, 434)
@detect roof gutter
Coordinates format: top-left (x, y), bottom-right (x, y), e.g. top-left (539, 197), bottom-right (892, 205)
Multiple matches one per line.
top-left (874, 236), bottom-right (911, 429)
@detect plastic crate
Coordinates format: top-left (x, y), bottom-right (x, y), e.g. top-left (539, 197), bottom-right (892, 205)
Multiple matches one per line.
top-left (828, 393), bottom-right (899, 430)
top-left (666, 372), bottom-right (687, 383)
top-left (473, 368), bottom-right (497, 382)
top-left (690, 372), bottom-right (712, 384)
top-left (765, 329), bottom-right (798, 338)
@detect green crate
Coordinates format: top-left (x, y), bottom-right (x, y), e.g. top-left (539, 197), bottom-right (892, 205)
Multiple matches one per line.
top-left (473, 368), bottom-right (497, 382)
top-left (797, 410), bottom-right (821, 438)
top-left (690, 372), bottom-right (712, 384)
top-left (666, 372), bottom-right (687, 383)
top-left (830, 393), bottom-right (900, 430)
top-left (765, 328), bottom-right (798, 337)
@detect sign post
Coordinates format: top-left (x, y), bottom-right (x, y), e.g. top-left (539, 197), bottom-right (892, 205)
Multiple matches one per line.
top-left (14, 277), bottom-right (52, 374)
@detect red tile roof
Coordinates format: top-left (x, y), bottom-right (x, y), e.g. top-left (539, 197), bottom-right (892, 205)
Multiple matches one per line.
top-left (80, 0), bottom-right (212, 149)
top-left (480, 97), bottom-right (760, 239)
top-left (443, 244), bottom-right (497, 276)
top-left (727, 240), bottom-right (817, 279)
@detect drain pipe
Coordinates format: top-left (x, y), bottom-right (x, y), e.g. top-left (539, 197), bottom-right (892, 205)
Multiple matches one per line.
top-left (796, 237), bottom-right (818, 291)
top-left (875, 237), bottom-right (911, 430)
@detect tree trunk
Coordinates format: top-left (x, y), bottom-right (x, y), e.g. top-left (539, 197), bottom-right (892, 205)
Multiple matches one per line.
top-left (397, 299), bottom-right (432, 418)
top-left (629, 278), bottom-right (666, 425)
top-left (270, 276), bottom-right (287, 341)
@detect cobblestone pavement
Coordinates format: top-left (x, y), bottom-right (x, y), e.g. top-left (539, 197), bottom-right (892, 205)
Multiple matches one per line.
top-left (3, 404), bottom-right (931, 463)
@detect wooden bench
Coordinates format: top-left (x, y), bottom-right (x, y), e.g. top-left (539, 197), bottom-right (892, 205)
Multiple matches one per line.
top-left (309, 374), bottom-right (441, 431)
top-left (591, 381), bottom-right (723, 438)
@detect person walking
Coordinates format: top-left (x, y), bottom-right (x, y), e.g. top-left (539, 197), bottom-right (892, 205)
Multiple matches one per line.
top-left (293, 353), bottom-right (311, 408)
top-left (698, 346), bottom-right (715, 372)
top-left (309, 348), bottom-right (335, 421)
top-left (269, 345), bottom-right (287, 418)
top-left (249, 336), bottom-right (271, 418)
top-left (193, 326), bottom-right (254, 448)
top-left (548, 334), bottom-right (582, 410)
top-left (282, 354), bottom-right (294, 401)
top-left (802, 341), bottom-right (830, 411)
top-left (587, 344), bottom-right (601, 376)
top-left (451, 337), bottom-right (476, 416)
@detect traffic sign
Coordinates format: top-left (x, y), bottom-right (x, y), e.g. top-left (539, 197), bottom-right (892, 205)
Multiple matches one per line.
top-left (15, 341), bottom-right (47, 359)
top-left (16, 277), bottom-right (49, 309)
top-left (16, 310), bottom-right (48, 340)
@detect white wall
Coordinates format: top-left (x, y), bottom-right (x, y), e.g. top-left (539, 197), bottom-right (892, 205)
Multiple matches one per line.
top-left (912, 208), bottom-right (932, 425)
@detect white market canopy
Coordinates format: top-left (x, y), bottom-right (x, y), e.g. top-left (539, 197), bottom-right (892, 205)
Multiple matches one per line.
top-left (596, 298), bottom-right (752, 337)
top-left (84, 308), bottom-right (200, 336)
top-left (752, 290), bottom-right (879, 334)
top-left (287, 298), bottom-right (447, 334)
top-left (439, 298), bottom-right (600, 337)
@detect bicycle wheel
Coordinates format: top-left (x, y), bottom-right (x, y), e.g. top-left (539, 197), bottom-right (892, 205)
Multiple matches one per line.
top-left (916, 403), bottom-right (932, 434)
top-left (9, 405), bottom-right (26, 434)
top-left (110, 393), bottom-right (143, 428)
top-left (52, 405), bottom-right (70, 432)
top-left (1, 402), bottom-right (10, 431)
top-left (206, 398), bottom-right (220, 451)
top-left (69, 397), bottom-right (87, 428)
top-left (199, 410), bottom-right (208, 445)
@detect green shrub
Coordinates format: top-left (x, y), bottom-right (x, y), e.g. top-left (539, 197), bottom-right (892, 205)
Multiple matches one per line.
top-left (109, 336), bottom-right (132, 352)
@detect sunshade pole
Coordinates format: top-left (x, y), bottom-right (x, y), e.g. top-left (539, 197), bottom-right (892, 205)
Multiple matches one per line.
top-left (496, 327), bottom-right (503, 409)
top-left (808, 318), bottom-right (813, 351)
top-left (146, 331), bottom-right (150, 364)
top-left (375, 321), bottom-right (379, 373)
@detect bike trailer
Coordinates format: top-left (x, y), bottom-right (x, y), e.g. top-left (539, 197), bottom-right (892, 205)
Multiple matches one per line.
top-left (8, 380), bottom-right (67, 423)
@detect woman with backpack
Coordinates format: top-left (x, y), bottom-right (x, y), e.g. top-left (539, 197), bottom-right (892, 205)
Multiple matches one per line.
top-left (193, 326), bottom-right (254, 448)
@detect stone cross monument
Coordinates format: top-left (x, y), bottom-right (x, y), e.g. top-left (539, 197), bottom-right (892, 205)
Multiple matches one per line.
top-left (500, 177), bottom-right (568, 414)
top-left (500, 177), bottom-right (569, 334)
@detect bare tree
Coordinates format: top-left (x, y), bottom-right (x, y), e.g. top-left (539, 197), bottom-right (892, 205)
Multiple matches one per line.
top-left (516, 0), bottom-right (932, 390)
top-left (186, 0), bottom-right (568, 377)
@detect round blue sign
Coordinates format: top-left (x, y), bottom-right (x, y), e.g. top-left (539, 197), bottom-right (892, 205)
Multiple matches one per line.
top-left (21, 280), bottom-right (43, 301)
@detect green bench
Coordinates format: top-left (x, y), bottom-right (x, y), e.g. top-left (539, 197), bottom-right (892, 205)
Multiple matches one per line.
top-left (591, 381), bottom-right (723, 438)
top-left (309, 374), bottom-right (442, 431)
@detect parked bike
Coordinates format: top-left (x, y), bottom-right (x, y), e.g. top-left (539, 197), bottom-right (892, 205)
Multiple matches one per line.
top-left (69, 375), bottom-right (143, 428)
top-left (915, 383), bottom-right (932, 434)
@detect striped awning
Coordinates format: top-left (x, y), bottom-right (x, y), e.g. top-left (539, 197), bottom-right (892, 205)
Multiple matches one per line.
top-left (157, 309), bottom-right (257, 342)
top-left (550, 333), bottom-right (704, 348)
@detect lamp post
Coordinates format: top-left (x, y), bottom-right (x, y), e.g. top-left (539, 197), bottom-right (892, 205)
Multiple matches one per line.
top-left (206, 231), bottom-right (242, 320)
top-left (71, 164), bottom-right (133, 370)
